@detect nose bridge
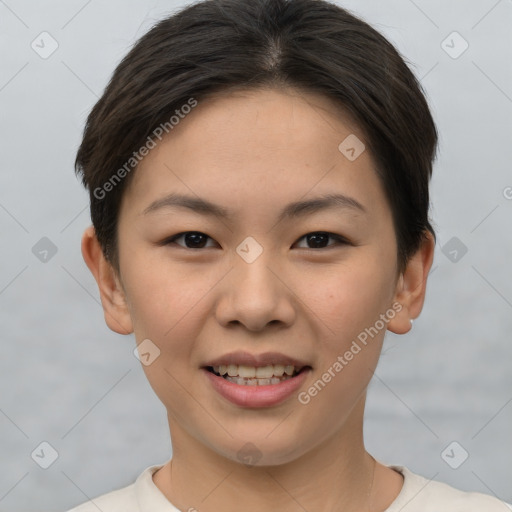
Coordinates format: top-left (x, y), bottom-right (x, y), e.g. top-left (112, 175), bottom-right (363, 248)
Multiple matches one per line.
top-left (237, 250), bottom-right (275, 290)
top-left (233, 235), bottom-right (280, 301)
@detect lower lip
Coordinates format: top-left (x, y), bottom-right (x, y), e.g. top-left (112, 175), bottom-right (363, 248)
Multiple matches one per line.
top-left (201, 368), bottom-right (312, 408)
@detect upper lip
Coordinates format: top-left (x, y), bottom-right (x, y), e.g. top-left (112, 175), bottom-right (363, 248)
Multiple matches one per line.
top-left (202, 351), bottom-right (312, 369)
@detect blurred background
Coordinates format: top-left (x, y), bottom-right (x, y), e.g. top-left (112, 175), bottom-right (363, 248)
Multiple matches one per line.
top-left (0, 0), bottom-right (511, 509)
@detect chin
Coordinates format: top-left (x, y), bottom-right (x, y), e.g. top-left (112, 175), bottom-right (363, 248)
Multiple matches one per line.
top-left (210, 431), bottom-right (311, 468)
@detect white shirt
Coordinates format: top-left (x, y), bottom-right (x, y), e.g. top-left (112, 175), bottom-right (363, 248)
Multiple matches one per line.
top-left (66, 462), bottom-right (511, 511)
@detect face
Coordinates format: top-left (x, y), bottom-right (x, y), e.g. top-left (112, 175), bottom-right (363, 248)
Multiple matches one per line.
top-left (113, 87), bottom-right (404, 465)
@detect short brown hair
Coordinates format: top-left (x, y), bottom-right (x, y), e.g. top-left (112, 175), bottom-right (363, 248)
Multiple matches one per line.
top-left (75, 0), bottom-right (438, 275)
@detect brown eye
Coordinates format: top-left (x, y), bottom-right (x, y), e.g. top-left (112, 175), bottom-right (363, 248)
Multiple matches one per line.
top-left (164, 231), bottom-right (217, 249)
top-left (162, 231), bottom-right (350, 251)
top-left (294, 232), bottom-right (350, 249)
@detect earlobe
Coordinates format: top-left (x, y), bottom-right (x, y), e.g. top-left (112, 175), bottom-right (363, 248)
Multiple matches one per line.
top-left (387, 231), bottom-right (435, 335)
top-left (81, 225), bottom-right (134, 335)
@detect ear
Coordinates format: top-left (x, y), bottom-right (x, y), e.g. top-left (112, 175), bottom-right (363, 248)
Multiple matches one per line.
top-left (387, 231), bottom-right (435, 335)
top-left (81, 225), bottom-right (133, 335)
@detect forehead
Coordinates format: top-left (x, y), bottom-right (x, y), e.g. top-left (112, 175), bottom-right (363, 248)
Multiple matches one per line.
top-left (120, 87), bottom-right (389, 223)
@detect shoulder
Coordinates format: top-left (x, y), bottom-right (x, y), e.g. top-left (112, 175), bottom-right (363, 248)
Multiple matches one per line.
top-left (387, 465), bottom-right (511, 512)
top-left (64, 463), bottom-right (168, 512)
top-left (65, 482), bottom-right (137, 512)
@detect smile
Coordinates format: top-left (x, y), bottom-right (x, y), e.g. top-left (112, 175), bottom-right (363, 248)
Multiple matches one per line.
top-left (207, 364), bottom-right (303, 385)
top-left (202, 365), bottom-right (312, 408)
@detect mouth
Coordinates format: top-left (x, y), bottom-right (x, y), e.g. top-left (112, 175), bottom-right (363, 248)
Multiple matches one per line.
top-left (200, 351), bottom-right (313, 407)
top-left (204, 364), bottom-right (310, 386)
top-left (202, 363), bottom-right (313, 408)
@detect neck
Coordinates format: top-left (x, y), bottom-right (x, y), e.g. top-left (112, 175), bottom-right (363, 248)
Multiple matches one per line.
top-left (152, 396), bottom-right (398, 512)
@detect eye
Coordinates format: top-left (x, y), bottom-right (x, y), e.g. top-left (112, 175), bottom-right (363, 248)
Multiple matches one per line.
top-left (162, 231), bottom-right (351, 250)
top-left (163, 231), bottom-right (218, 249)
top-left (294, 231), bottom-right (351, 250)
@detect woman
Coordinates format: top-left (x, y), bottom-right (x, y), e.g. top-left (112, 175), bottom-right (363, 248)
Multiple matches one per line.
top-left (69, 0), bottom-right (509, 510)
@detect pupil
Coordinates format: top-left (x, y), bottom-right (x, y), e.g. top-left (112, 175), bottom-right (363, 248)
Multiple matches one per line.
top-left (186, 232), bottom-right (207, 248)
top-left (308, 233), bottom-right (328, 248)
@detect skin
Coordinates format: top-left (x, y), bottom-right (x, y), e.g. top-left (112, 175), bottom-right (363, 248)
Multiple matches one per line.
top-left (82, 87), bottom-right (435, 512)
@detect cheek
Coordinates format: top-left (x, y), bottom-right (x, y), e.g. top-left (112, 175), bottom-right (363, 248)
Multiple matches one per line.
top-left (123, 250), bottom-right (226, 394)
top-left (123, 247), bottom-right (210, 337)
top-left (296, 257), bottom-right (394, 343)
top-left (293, 262), bottom-right (391, 434)
top-left (125, 255), bottom-right (211, 408)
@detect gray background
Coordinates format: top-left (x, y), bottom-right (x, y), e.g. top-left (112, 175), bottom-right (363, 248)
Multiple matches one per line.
top-left (1, 0), bottom-right (511, 510)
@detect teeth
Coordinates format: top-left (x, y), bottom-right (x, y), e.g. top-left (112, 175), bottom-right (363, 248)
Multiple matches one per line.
top-left (273, 364), bottom-right (285, 376)
top-left (212, 364), bottom-right (301, 378)
top-left (224, 375), bottom-right (293, 386)
top-left (239, 365), bottom-right (256, 378)
top-left (256, 366), bottom-right (273, 379)
top-left (284, 365), bottom-right (295, 376)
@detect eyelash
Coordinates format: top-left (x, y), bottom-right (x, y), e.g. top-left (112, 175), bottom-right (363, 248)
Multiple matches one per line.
top-left (161, 231), bottom-right (352, 251)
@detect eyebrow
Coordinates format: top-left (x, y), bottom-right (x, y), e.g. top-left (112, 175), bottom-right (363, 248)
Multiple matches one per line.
top-left (141, 192), bottom-right (366, 223)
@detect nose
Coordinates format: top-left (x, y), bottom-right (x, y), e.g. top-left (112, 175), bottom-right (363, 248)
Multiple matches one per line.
top-left (214, 250), bottom-right (296, 332)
